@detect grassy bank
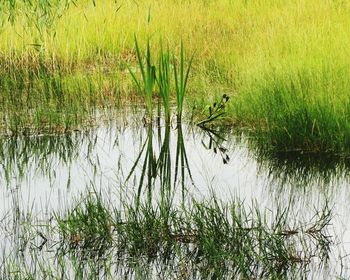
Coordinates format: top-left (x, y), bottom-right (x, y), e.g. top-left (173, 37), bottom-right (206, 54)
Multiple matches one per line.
top-left (1, 0), bottom-right (350, 152)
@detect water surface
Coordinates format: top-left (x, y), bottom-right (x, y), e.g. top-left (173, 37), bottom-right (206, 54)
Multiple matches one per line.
top-left (1, 113), bottom-right (350, 278)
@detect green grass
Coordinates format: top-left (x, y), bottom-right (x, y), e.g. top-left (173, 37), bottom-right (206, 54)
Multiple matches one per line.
top-left (1, 0), bottom-right (350, 152)
top-left (1, 187), bottom-right (330, 279)
top-left (231, 69), bottom-right (350, 154)
top-left (129, 38), bottom-right (192, 121)
top-left (56, 190), bottom-right (114, 257)
top-left (0, 57), bottom-right (121, 134)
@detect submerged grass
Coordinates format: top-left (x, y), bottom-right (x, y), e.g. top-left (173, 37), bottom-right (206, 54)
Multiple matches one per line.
top-left (56, 191), bottom-right (114, 256)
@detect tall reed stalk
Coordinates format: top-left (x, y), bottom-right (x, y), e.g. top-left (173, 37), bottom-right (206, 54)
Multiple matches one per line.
top-left (129, 36), bottom-right (156, 118)
top-left (129, 38), bottom-right (193, 122)
top-left (173, 42), bottom-right (193, 121)
top-left (157, 44), bottom-right (171, 122)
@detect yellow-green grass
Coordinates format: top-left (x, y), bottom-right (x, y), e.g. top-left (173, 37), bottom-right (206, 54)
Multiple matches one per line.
top-left (1, 0), bottom-right (350, 152)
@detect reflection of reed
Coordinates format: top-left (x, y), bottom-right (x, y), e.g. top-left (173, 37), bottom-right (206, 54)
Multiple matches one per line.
top-left (125, 125), bottom-right (157, 205)
top-left (157, 124), bottom-right (172, 208)
top-left (126, 123), bottom-right (194, 206)
top-left (200, 126), bottom-right (230, 164)
top-left (174, 124), bottom-right (193, 193)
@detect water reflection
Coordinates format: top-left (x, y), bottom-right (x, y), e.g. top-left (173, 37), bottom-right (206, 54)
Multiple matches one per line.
top-left (0, 116), bottom-right (350, 278)
top-left (200, 126), bottom-right (231, 164)
top-left (1, 120), bottom-right (350, 194)
top-left (0, 133), bottom-right (81, 183)
top-left (257, 150), bottom-right (350, 186)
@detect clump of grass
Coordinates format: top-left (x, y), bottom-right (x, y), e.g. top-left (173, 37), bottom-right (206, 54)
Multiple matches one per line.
top-left (129, 37), bottom-right (193, 122)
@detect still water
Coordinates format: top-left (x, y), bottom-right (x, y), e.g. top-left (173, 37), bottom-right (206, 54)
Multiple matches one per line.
top-left (1, 113), bottom-right (350, 278)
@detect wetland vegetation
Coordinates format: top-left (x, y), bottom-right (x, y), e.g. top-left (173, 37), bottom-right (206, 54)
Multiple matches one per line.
top-left (1, 0), bottom-right (350, 279)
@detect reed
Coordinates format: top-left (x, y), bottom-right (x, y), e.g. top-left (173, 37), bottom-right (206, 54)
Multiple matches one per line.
top-left (157, 44), bottom-right (171, 122)
top-left (173, 42), bottom-right (193, 121)
top-left (128, 36), bottom-right (156, 118)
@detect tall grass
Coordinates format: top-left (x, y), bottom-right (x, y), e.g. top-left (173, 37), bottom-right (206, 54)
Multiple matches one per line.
top-left (1, 0), bottom-right (350, 151)
top-left (129, 38), bottom-right (193, 121)
top-left (232, 69), bottom-right (350, 153)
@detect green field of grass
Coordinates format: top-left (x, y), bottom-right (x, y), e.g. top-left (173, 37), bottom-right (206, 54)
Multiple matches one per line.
top-left (1, 0), bottom-right (350, 153)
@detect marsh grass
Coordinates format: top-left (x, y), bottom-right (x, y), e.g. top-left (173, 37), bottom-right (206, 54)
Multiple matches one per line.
top-left (232, 70), bottom-right (350, 154)
top-left (1, 1), bottom-right (350, 152)
top-left (0, 57), bottom-right (121, 135)
top-left (56, 190), bottom-right (114, 258)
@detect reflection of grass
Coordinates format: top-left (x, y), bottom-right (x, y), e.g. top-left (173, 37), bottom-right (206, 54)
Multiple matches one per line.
top-left (52, 189), bottom-right (332, 279)
top-left (174, 124), bottom-right (193, 191)
top-left (56, 191), bottom-right (114, 257)
top-left (254, 147), bottom-right (350, 187)
top-left (0, 130), bottom-right (101, 185)
top-left (125, 125), bottom-right (157, 205)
